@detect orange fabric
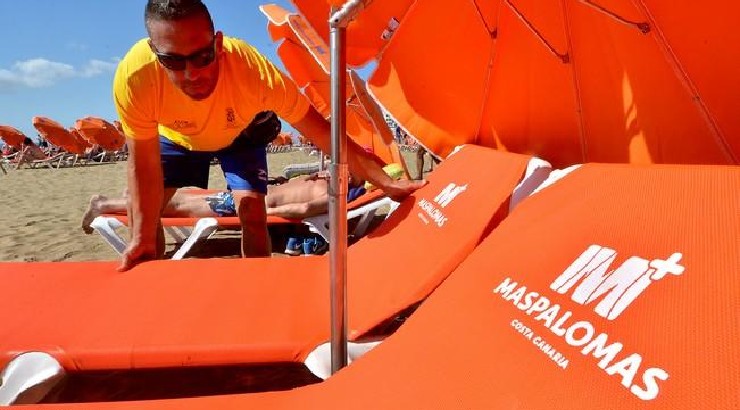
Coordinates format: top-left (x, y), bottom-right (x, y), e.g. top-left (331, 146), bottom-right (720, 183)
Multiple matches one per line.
top-left (306, 163), bottom-right (740, 409)
top-left (0, 145), bottom-right (530, 372)
top-left (22, 160), bottom-right (739, 410)
top-left (368, 0), bottom-right (740, 167)
top-left (74, 117), bottom-right (125, 151)
top-left (0, 125), bottom-right (26, 148)
top-left (261, 4), bottom-right (405, 167)
top-left (292, 0), bottom-right (415, 67)
top-left (67, 129), bottom-right (92, 155)
top-left (31, 117), bottom-right (78, 153)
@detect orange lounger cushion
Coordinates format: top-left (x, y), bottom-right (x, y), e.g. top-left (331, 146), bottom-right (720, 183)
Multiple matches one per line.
top-left (0, 145), bottom-right (536, 372)
top-left (11, 153), bottom-right (738, 409)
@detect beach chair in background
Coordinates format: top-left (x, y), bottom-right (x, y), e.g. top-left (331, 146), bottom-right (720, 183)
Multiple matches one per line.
top-left (0, 126), bottom-right (26, 174)
top-left (90, 188), bottom-right (394, 260)
top-left (282, 159), bottom-right (329, 179)
top-left (15, 146), bottom-right (68, 170)
top-left (8, 155), bottom-right (735, 408)
top-left (32, 117), bottom-right (89, 168)
top-left (74, 117), bottom-right (126, 163)
top-left (0, 146), bottom-right (550, 402)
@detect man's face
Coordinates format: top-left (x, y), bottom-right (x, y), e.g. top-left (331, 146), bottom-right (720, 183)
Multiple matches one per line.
top-left (147, 16), bottom-right (222, 101)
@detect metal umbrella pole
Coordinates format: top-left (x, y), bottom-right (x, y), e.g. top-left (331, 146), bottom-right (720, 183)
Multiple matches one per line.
top-left (328, 0), bottom-right (372, 375)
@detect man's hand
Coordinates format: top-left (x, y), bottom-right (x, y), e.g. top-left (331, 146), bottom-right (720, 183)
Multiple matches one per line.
top-left (379, 178), bottom-right (428, 202)
top-left (118, 238), bottom-right (158, 272)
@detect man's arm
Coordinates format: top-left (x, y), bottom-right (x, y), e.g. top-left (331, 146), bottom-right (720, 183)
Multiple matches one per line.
top-left (118, 136), bottom-right (164, 271)
top-left (291, 108), bottom-right (426, 201)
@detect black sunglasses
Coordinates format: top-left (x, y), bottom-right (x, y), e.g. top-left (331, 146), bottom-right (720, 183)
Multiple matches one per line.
top-left (152, 38), bottom-right (216, 71)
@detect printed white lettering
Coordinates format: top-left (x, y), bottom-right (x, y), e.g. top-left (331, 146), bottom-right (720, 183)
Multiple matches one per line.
top-left (517, 291), bottom-right (540, 311)
top-left (494, 250), bottom-right (674, 403)
top-left (534, 304), bottom-right (561, 328)
top-left (605, 353), bottom-right (643, 388)
top-left (525, 296), bottom-right (550, 316)
top-left (505, 286), bottom-right (527, 305)
top-left (564, 321), bottom-right (595, 347)
top-left (550, 245), bottom-right (684, 320)
top-left (550, 311), bottom-right (572, 336)
top-left (434, 183), bottom-right (467, 207)
top-left (581, 333), bottom-right (623, 369)
top-left (494, 278), bottom-right (517, 297)
top-left (631, 367), bottom-right (669, 401)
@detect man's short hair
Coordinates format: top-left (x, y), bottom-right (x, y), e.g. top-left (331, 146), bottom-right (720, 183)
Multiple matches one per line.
top-left (144, 0), bottom-right (214, 32)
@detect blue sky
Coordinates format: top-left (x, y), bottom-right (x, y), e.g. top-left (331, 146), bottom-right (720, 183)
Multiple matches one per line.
top-left (0, 0), bottom-right (305, 141)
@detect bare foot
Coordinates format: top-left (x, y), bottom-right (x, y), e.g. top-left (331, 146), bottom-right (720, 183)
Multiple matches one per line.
top-left (81, 195), bottom-right (106, 234)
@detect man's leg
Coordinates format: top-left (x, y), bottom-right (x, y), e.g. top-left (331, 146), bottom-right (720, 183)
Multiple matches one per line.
top-left (217, 138), bottom-right (271, 257)
top-left (165, 191), bottom-right (229, 217)
top-left (82, 190), bottom-right (223, 234)
top-left (232, 190), bottom-right (271, 257)
top-left (81, 195), bottom-right (127, 234)
top-left (158, 137), bottom-right (212, 258)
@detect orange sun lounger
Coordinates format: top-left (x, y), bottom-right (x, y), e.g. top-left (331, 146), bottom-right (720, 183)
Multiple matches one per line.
top-left (0, 145), bottom-right (549, 375)
top-left (12, 157), bottom-right (737, 409)
top-left (89, 188), bottom-right (394, 260)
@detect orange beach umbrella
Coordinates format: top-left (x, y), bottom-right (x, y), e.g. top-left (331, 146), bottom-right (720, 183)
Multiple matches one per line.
top-left (74, 117), bottom-right (125, 151)
top-left (67, 128), bottom-right (92, 155)
top-left (262, 4), bottom-right (408, 172)
top-left (291, 0), bottom-right (414, 68)
top-left (352, 0), bottom-right (740, 167)
top-left (32, 116), bottom-right (78, 153)
top-left (0, 125), bottom-right (26, 149)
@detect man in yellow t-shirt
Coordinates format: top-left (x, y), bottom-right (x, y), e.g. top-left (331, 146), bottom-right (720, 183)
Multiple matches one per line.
top-left (114, 0), bottom-right (425, 271)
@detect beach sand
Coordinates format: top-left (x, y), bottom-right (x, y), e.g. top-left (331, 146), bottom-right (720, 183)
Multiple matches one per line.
top-left (0, 149), bottom-right (427, 262)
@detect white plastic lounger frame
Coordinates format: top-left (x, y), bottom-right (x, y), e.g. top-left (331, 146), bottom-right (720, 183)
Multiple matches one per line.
top-left (0, 352), bottom-right (65, 406)
top-left (89, 216), bottom-right (219, 260)
top-left (90, 196), bottom-right (396, 260)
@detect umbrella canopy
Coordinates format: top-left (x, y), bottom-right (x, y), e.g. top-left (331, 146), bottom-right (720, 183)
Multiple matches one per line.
top-left (0, 125), bottom-right (27, 149)
top-left (303, 0), bottom-right (739, 167)
top-left (262, 4), bottom-right (408, 171)
top-left (68, 128), bottom-right (92, 155)
top-left (291, 0), bottom-right (414, 68)
top-left (74, 117), bottom-right (125, 151)
top-left (32, 116), bottom-right (79, 153)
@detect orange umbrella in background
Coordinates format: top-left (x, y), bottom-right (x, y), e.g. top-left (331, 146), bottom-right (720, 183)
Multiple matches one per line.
top-left (262, 4), bottom-right (409, 173)
top-left (272, 132), bottom-right (287, 146)
top-left (280, 133), bottom-right (294, 146)
top-left (74, 117), bottom-right (125, 151)
top-left (68, 128), bottom-right (92, 155)
top-left (354, 0), bottom-right (739, 167)
top-left (32, 116), bottom-right (78, 153)
top-left (0, 125), bottom-right (27, 149)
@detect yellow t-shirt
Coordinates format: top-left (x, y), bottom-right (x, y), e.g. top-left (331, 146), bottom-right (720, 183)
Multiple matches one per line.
top-left (113, 36), bottom-right (310, 151)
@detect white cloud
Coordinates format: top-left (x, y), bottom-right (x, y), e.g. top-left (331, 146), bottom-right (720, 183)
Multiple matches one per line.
top-left (0, 57), bottom-right (118, 91)
top-left (80, 59), bottom-right (118, 78)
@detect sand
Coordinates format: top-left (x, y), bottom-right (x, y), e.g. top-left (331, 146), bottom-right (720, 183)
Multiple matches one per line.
top-left (0, 149), bottom-right (427, 262)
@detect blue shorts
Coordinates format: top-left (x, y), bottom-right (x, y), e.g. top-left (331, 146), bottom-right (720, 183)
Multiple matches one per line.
top-left (347, 185), bottom-right (366, 202)
top-left (159, 133), bottom-right (268, 194)
top-left (205, 192), bottom-right (237, 216)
